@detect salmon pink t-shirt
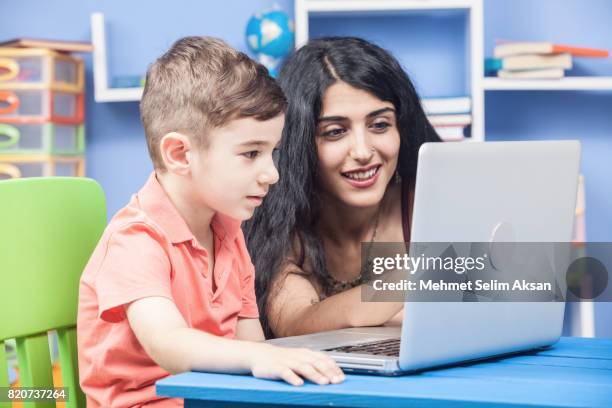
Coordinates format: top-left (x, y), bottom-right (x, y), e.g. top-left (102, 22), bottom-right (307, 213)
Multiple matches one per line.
top-left (77, 172), bottom-right (259, 407)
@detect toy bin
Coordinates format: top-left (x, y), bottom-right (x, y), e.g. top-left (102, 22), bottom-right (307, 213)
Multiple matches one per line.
top-left (0, 48), bottom-right (84, 92)
top-left (0, 154), bottom-right (84, 180)
top-left (0, 89), bottom-right (83, 124)
top-left (0, 123), bottom-right (84, 155)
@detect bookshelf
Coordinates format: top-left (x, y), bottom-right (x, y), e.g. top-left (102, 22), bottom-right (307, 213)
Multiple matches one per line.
top-left (90, 5), bottom-right (485, 141)
top-left (90, 1), bottom-right (612, 140)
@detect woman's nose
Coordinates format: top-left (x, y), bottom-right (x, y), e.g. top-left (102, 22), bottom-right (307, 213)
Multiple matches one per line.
top-left (349, 131), bottom-right (374, 162)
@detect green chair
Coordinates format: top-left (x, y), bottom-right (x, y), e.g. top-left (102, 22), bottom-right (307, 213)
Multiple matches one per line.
top-left (0, 177), bottom-right (106, 408)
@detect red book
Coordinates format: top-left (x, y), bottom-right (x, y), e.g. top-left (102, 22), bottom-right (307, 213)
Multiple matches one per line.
top-left (494, 41), bottom-right (608, 58)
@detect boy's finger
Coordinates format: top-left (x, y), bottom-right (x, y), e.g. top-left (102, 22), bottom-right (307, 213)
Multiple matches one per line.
top-left (292, 363), bottom-right (330, 385)
top-left (310, 352), bottom-right (345, 379)
top-left (280, 368), bottom-right (304, 386)
top-left (322, 353), bottom-right (344, 376)
top-left (310, 355), bottom-right (345, 383)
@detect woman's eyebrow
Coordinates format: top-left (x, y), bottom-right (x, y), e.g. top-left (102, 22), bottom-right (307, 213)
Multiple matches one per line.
top-left (318, 107), bottom-right (395, 123)
top-left (366, 107), bottom-right (395, 118)
top-left (318, 115), bottom-right (347, 123)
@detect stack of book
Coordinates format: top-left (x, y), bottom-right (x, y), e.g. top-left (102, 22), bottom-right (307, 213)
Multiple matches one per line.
top-left (485, 41), bottom-right (609, 79)
top-left (422, 96), bottom-right (471, 141)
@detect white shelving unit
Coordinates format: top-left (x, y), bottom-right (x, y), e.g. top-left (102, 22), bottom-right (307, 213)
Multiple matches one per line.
top-left (91, 13), bottom-right (142, 102)
top-left (90, 2), bottom-right (612, 141)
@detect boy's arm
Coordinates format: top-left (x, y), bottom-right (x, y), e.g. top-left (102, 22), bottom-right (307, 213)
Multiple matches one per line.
top-left (236, 318), bottom-right (266, 342)
top-left (126, 296), bottom-right (344, 386)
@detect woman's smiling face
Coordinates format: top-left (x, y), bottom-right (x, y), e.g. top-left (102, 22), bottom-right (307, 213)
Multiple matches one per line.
top-left (315, 81), bottom-right (401, 208)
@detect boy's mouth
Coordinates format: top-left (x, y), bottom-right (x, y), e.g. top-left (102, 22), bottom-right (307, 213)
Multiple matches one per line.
top-left (246, 195), bottom-right (266, 205)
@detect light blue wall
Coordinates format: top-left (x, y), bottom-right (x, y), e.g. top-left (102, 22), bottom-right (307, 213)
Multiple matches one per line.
top-left (482, 0), bottom-right (612, 338)
top-left (309, 10), bottom-right (469, 98)
top-left (1, 0), bottom-right (610, 336)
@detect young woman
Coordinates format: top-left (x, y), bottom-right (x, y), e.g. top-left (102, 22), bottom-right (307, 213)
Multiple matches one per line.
top-left (245, 37), bottom-right (441, 338)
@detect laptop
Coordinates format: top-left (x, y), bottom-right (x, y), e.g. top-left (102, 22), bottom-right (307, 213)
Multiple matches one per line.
top-left (267, 140), bottom-right (581, 375)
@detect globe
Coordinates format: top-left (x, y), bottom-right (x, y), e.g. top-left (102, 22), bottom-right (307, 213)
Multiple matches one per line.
top-left (246, 9), bottom-right (295, 59)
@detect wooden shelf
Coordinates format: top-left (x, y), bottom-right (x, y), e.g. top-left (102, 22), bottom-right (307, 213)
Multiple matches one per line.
top-left (94, 87), bottom-right (142, 102)
top-left (483, 77), bottom-right (612, 91)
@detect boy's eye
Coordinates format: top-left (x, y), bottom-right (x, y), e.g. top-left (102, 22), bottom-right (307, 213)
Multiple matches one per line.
top-left (242, 151), bottom-right (260, 159)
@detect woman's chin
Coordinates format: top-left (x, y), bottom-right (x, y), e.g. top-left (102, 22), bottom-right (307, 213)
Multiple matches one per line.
top-left (338, 188), bottom-right (388, 209)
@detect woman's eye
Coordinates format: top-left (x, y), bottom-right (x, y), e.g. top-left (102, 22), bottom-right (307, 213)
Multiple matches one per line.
top-left (321, 127), bottom-right (346, 138)
top-left (243, 151), bottom-right (260, 159)
top-left (371, 122), bottom-right (391, 132)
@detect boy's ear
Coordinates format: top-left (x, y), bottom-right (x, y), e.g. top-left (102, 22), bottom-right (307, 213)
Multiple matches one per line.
top-left (159, 132), bottom-right (192, 175)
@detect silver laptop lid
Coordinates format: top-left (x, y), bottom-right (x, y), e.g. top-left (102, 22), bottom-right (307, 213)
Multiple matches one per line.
top-left (399, 140), bottom-right (580, 371)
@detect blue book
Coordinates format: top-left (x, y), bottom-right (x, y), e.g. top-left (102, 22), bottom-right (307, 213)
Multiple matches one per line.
top-left (485, 54), bottom-right (572, 73)
top-left (485, 58), bottom-right (503, 72)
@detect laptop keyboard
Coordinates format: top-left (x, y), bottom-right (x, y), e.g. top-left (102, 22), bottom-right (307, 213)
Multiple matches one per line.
top-left (324, 338), bottom-right (401, 357)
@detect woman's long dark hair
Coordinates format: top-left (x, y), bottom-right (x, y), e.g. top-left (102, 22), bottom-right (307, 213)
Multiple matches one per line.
top-left (244, 37), bottom-right (441, 338)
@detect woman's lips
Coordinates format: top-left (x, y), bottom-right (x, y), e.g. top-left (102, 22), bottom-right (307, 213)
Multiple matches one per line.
top-left (341, 165), bottom-right (381, 189)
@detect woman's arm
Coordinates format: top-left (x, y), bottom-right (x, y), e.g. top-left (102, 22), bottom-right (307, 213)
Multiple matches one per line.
top-left (384, 309), bottom-right (404, 327)
top-left (268, 270), bottom-right (403, 337)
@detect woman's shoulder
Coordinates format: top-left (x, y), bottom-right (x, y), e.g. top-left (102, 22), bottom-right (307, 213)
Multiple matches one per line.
top-left (276, 234), bottom-right (322, 286)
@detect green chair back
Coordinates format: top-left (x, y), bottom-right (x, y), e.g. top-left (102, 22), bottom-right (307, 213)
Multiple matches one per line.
top-left (0, 177), bottom-right (106, 408)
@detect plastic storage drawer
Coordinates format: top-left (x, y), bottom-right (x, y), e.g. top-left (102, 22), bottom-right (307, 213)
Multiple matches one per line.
top-left (0, 89), bottom-right (83, 124)
top-left (0, 123), bottom-right (84, 155)
top-left (0, 48), bottom-right (84, 92)
top-left (0, 155), bottom-right (84, 179)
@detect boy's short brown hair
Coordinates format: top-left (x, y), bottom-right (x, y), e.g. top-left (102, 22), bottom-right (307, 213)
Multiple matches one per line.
top-left (140, 36), bottom-right (286, 170)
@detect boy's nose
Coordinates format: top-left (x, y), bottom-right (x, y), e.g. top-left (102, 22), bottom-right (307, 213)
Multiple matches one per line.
top-left (259, 163), bottom-right (279, 185)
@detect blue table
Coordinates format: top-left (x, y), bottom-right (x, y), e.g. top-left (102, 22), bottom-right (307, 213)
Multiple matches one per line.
top-left (157, 337), bottom-right (612, 407)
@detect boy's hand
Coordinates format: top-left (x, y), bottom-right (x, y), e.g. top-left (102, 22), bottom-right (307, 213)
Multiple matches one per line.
top-left (250, 343), bottom-right (345, 386)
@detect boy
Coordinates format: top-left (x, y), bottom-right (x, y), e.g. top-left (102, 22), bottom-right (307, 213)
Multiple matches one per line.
top-left (77, 37), bottom-right (344, 407)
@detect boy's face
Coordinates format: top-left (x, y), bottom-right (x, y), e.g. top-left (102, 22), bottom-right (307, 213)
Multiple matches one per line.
top-left (189, 115), bottom-right (283, 221)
